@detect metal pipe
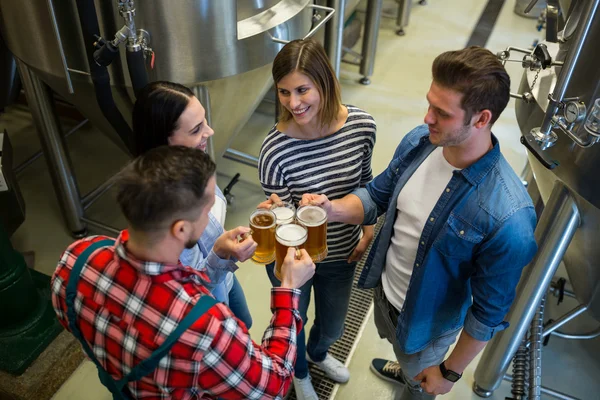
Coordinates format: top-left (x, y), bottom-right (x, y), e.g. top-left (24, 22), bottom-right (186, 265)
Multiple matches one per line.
top-left (504, 374), bottom-right (582, 400)
top-left (193, 85), bottom-right (215, 161)
top-left (540, 0), bottom-right (600, 135)
top-left (16, 60), bottom-right (87, 236)
top-left (524, 0), bottom-right (541, 14)
top-left (551, 326), bottom-right (600, 340)
top-left (473, 181), bottom-right (580, 396)
top-left (395, 0), bottom-right (411, 36)
top-left (14, 119), bottom-right (89, 176)
top-left (81, 217), bottom-right (120, 236)
top-left (325, 0), bottom-right (346, 78)
top-left (529, 297), bottom-right (545, 400)
top-left (223, 148), bottom-right (259, 168)
top-left (359, 0), bottom-right (383, 84)
top-left (541, 304), bottom-right (588, 338)
top-left (82, 175), bottom-right (118, 210)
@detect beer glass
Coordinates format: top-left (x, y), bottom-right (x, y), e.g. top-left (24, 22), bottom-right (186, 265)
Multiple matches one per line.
top-left (271, 203), bottom-right (296, 225)
top-left (250, 209), bottom-right (276, 264)
top-left (274, 224), bottom-right (307, 281)
top-left (295, 205), bottom-right (328, 262)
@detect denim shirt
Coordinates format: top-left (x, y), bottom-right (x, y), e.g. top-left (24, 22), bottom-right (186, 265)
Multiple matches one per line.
top-left (179, 186), bottom-right (237, 304)
top-left (353, 125), bottom-right (537, 354)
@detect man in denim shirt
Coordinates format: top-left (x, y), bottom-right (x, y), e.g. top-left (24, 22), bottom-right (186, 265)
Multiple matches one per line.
top-left (303, 47), bottom-right (537, 399)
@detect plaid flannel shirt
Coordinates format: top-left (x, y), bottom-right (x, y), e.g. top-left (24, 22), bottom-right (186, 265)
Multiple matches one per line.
top-left (51, 231), bottom-right (302, 399)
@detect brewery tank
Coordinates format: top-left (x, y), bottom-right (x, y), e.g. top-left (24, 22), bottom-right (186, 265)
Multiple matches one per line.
top-left (472, 0), bottom-right (600, 396)
top-left (0, 0), bottom-right (315, 158)
top-left (516, 0), bottom-right (600, 322)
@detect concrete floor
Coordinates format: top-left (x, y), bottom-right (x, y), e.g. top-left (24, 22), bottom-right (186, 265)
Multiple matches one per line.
top-left (2, 0), bottom-right (599, 399)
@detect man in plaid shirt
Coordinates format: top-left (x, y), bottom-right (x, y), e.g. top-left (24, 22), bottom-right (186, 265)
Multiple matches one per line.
top-left (51, 146), bottom-right (315, 399)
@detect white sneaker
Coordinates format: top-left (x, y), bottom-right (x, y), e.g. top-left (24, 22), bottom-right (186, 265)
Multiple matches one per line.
top-left (293, 376), bottom-right (318, 400)
top-left (307, 352), bottom-right (350, 383)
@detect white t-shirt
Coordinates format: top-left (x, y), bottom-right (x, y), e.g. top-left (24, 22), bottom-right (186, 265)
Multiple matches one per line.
top-left (382, 147), bottom-right (457, 312)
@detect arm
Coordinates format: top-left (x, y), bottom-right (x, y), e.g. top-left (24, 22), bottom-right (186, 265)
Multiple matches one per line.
top-left (199, 249), bottom-right (315, 399)
top-left (182, 225), bottom-right (257, 289)
top-left (301, 138), bottom-right (408, 226)
top-left (416, 208), bottom-right (537, 396)
top-left (415, 331), bottom-right (486, 395)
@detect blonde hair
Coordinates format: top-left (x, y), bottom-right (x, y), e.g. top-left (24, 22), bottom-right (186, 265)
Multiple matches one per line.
top-left (272, 39), bottom-right (341, 127)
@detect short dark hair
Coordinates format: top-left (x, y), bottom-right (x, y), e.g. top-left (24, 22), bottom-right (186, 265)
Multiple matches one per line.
top-left (432, 46), bottom-right (510, 125)
top-left (272, 38), bottom-right (341, 127)
top-left (132, 81), bottom-right (195, 156)
top-left (115, 145), bottom-right (216, 233)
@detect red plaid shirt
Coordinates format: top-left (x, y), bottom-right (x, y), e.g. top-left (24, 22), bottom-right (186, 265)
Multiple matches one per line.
top-left (51, 231), bottom-right (302, 399)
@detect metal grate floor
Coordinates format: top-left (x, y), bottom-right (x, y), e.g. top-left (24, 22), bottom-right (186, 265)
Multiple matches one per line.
top-left (287, 217), bottom-right (385, 400)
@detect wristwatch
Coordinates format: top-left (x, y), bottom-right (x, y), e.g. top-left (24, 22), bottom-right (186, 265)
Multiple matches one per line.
top-left (439, 361), bottom-right (462, 382)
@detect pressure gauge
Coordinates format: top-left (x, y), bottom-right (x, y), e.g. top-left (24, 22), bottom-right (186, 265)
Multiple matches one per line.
top-left (564, 101), bottom-right (586, 124)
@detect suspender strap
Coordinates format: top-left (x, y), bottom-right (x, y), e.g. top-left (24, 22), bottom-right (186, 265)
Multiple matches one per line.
top-left (64, 239), bottom-right (218, 398)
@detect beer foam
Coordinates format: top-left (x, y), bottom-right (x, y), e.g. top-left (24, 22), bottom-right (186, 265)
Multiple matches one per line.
top-left (251, 210), bottom-right (276, 228)
top-left (276, 224), bottom-right (307, 247)
top-left (273, 207), bottom-right (294, 222)
top-left (297, 205), bottom-right (327, 227)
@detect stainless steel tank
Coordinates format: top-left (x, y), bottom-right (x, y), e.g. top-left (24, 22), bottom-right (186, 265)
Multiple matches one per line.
top-left (0, 0), bottom-right (322, 235)
top-left (0, 0), bottom-right (314, 157)
top-left (516, 0), bottom-right (600, 323)
top-left (473, 0), bottom-right (600, 397)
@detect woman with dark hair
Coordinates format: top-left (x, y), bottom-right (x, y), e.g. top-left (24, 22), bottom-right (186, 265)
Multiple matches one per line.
top-left (258, 39), bottom-right (376, 399)
top-left (132, 81), bottom-right (254, 329)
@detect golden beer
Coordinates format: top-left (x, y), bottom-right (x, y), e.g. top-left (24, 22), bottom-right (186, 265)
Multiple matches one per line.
top-left (271, 203), bottom-right (296, 225)
top-left (250, 209), bottom-right (276, 264)
top-left (274, 224), bottom-right (307, 281)
top-left (296, 205), bottom-right (328, 262)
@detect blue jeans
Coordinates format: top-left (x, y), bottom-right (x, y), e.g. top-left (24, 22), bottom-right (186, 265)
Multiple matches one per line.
top-left (266, 259), bottom-right (356, 379)
top-left (228, 275), bottom-right (253, 329)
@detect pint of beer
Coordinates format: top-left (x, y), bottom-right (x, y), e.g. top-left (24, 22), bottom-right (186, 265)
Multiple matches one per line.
top-left (250, 209), bottom-right (276, 264)
top-left (271, 203), bottom-right (296, 225)
top-left (295, 205), bottom-right (328, 262)
top-left (275, 224), bottom-right (307, 280)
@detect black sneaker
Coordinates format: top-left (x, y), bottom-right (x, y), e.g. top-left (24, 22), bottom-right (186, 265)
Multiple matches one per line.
top-left (370, 358), bottom-right (406, 385)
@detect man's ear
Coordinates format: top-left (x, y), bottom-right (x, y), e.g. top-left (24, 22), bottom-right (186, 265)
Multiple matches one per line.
top-left (474, 109), bottom-right (493, 129)
top-left (170, 219), bottom-right (188, 243)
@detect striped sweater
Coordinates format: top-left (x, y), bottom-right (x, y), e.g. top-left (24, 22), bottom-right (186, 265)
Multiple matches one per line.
top-left (259, 105), bottom-right (376, 262)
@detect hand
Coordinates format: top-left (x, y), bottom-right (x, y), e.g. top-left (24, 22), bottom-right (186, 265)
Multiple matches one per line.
top-left (213, 226), bottom-right (257, 262)
top-left (347, 232), bottom-right (373, 263)
top-left (300, 193), bottom-right (332, 217)
top-left (414, 365), bottom-right (454, 396)
top-left (280, 248), bottom-right (315, 289)
top-left (257, 193), bottom-right (283, 210)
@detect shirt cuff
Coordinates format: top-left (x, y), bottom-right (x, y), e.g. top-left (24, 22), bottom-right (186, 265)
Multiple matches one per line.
top-left (271, 288), bottom-right (301, 311)
top-left (351, 187), bottom-right (378, 225)
top-left (463, 308), bottom-right (509, 341)
top-left (206, 250), bottom-right (239, 273)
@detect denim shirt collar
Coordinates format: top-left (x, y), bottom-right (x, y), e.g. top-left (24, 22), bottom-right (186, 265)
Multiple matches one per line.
top-left (415, 133), bottom-right (500, 187)
top-left (458, 134), bottom-right (501, 186)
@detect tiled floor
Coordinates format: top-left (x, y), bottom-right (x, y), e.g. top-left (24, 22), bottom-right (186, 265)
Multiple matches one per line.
top-left (2, 1), bottom-right (599, 399)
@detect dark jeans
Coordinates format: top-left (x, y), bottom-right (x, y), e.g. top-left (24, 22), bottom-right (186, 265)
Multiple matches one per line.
top-left (266, 259), bottom-right (356, 379)
top-left (228, 274), bottom-right (253, 329)
top-left (373, 284), bottom-right (459, 400)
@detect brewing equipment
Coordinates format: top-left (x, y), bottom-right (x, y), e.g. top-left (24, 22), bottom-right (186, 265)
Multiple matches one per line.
top-left (0, 0), bottom-right (327, 236)
top-left (473, 0), bottom-right (600, 398)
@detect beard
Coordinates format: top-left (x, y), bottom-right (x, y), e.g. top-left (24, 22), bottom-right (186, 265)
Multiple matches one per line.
top-left (433, 124), bottom-right (471, 147)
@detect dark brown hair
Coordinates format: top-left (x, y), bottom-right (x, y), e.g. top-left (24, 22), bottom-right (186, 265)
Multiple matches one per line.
top-left (132, 81), bottom-right (195, 156)
top-left (432, 46), bottom-right (510, 125)
top-left (272, 38), bottom-right (341, 127)
top-left (115, 145), bottom-right (216, 233)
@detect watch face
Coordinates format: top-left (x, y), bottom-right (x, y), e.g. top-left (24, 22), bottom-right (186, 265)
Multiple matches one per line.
top-left (445, 370), bottom-right (461, 382)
